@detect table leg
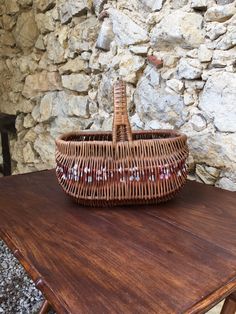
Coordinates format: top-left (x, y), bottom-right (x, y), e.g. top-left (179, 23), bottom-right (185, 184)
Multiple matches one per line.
top-left (39, 300), bottom-right (51, 314)
top-left (220, 292), bottom-right (236, 314)
top-left (1, 131), bottom-right (11, 176)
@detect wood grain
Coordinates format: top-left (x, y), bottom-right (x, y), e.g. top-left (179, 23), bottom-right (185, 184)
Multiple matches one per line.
top-left (0, 170), bottom-right (235, 314)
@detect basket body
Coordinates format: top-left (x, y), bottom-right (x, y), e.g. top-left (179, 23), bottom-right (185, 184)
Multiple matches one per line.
top-left (56, 130), bottom-right (188, 207)
top-left (56, 80), bottom-right (188, 207)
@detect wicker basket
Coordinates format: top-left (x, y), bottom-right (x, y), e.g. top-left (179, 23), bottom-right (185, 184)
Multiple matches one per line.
top-left (55, 79), bottom-right (189, 207)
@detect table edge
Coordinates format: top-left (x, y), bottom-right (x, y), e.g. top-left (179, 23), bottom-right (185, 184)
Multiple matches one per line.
top-left (185, 277), bottom-right (236, 314)
top-left (0, 228), bottom-right (70, 314)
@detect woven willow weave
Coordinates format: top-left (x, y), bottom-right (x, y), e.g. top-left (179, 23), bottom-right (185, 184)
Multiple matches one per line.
top-left (56, 79), bottom-right (189, 207)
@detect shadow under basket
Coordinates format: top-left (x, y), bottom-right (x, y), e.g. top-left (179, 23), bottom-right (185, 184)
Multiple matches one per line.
top-left (55, 80), bottom-right (189, 207)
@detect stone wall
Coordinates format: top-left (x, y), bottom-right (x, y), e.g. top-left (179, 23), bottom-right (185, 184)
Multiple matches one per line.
top-left (0, 0), bottom-right (236, 190)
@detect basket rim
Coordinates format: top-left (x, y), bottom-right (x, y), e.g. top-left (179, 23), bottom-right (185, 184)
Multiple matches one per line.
top-left (56, 129), bottom-right (187, 145)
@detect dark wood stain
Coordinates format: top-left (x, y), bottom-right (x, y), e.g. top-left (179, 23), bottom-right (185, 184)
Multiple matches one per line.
top-left (0, 113), bottom-right (16, 176)
top-left (0, 170), bottom-right (235, 314)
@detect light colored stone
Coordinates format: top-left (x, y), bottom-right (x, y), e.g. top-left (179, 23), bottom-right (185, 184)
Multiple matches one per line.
top-left (32, 91), bottom-right (88, 122)
top-left (191, 0), bottom-right (207, 10)
top-left (59, 0), bottom-right (92, 24)
top-left (35, 13), bottom-right (55, 34)
top-left (23, 143), bottom-right (37, 163)
top-left (185, 130), bottom-right (236, 169)
top-left (47, 32), bottom-right (65, 64)
top-left (33, 94), bottom-right (55, 122)
top-left (12, 141), bottom-right (25, 163)
top-left (205, 3), bottom-right (236, 22)
top-left (199, 72), bottom-right (236, 132)
top-left (0, 31), bottom-right (15, 47)
top-left (118, 51), bottom-right (145, 84)
top-left (211, 48), bottom-right (236, 67)
top-left (88, 89), bottom-right (97, 101)
top-left (0, 46), bottom-right (19, 57)
top-left (160, 68), bottom-right (174, 80)
top-left (67, 95), bottom-right (89, 118)
top-left (33, 91), bottom-right (91, 121)
top-left (23, 129), bottom-right (37, 142)
top-left (130, 113), bottom-right (145, 129)
top-left (166, 79), bottom-right (184, 94)
top-left (216, 177), bottom-right (236, 191)
top-left (107, 8), bottom-right (149, 46)
top-left (96, 19), bottom-right (114, 51)
top-left (140, 0), bottom-right (165, 11)
top-left (144, 64), bottom-right (161, 86)
top-left (183, 48), bottom-right (197, 58)
top-left (93, 0), bottom-right (107, 15)
top-left (97, 73), bottom-right (114, 113)
top-left (177, 58), bottom-right (202, 79)
top-left (151, 10), bottom-right (205, 49)
top-left (185, 80), bottom-right (205, 90)
top-left (101, 115), bottom-right (113, 131)
top-left (134, 66), bottom-right (186, 127)
top-left (61, 73), bottom-right (90, 92)
top-left (17, 0), bottom-right (33, 7)
top-left (2, 14), bottom-right (16, 30)
top-left (216, 0), bottom-right (234, 4)
top-left (81, 51), bottom-right (92, 60)
top-left (67, 16), bottom-right (99, 56)
top-left (59, 57), bottom-right (87, 74)
top-left (196, 164), bottom-right (220, 184)
top-left (201, 68), bottom-right (222, 81)
top-left (170, 0), bottom-right (188, 9)
top-left (34, 133), bottom-right (56, 166)
top-left (22, 71), bottom-right (62, 98)
top-left (34, 124), bottom-right (46, 135)
top-left (36, 0), bottom-right (55, 12)
top-left (14, 11), bottom-right (39, 50)
top-left (184, 90), bottom-right (196, 106)
top-left (215, 25), bottom-right (236, 50)
top-left (35, 35), bottom-right (45, 50)
top-left (23, 114), bottom-right (35, 128)
top-left (145, 120), bottom-right (174, 129)
top-left (129, 45), bottom-right (149, 55)
top-left (5, 0), bottom-right (19, 14)
top-left (217, 170), bottom-right (236, 189)
top-left (205, 22), bottom-right (227, 40)
top-left (68, 36), bottom-right (90, 56)
top-left (190, 114), bottom-right (207, 131)
top-left (17, 56), bottom-right (37, 74)
top-left (198, 44), bottom-right (213, 62)
top-left (50, 116), bottom-right (88, 138)
top-left (187, 154), bottom-right (195, 174)
top-left (31, 105), bottom-right (40, 122)
top-left (15, 114), bottom-right (24, 132)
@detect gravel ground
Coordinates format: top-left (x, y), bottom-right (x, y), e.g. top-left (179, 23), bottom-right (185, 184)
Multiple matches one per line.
top-left (0, 240), bottom-right (44, 314)
top-left (0, 239), bottom-right (223, 314)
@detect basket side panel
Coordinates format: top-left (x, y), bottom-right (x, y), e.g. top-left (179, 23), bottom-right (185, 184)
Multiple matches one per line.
top-left (55, 136), bottom-right (189, 207)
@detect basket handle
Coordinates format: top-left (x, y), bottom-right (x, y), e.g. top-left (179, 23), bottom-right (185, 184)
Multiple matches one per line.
top-left (112, 79), bottom-right (132, 144)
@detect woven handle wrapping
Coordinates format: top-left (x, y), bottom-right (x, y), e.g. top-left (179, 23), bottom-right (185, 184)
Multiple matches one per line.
top-left (112, 79), bottom-right (132, 144)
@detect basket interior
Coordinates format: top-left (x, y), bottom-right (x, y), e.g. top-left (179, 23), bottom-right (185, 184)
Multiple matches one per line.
top-left (60, 131), bottom-right (182, 143)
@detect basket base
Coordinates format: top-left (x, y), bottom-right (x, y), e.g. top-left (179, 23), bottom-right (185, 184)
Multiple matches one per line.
top-left (71, 187), bottom-right (184, 207)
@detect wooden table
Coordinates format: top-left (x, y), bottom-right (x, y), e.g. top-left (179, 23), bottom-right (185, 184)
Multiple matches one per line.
top-left (0, 170), bottom-right (235, 314)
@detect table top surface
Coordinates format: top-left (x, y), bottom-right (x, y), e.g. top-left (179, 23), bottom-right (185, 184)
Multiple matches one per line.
top-left (0, 170), bottom-right (236, 314)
